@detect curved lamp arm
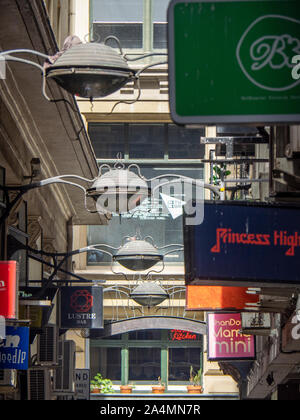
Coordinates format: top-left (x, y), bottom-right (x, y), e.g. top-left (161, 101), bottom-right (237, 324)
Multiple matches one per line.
top-left (150, 174), bottom-right (221, 199)
top-left (0, 174), bottom-right (96, 224)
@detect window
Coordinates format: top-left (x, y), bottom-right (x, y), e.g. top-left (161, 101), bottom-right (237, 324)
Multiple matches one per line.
top-left (87, 123), bottom-right (204, 268)
top-left (129, 348), bottom-right (161, 381)
top-left (87, 123), bottom-right (205, 161)
top-left (90, 347), bottom-right (122, 381)
top-left (90, 330), bottom-right (203, 385)
top-left (87, 165), bottom-right (204, 266)
top-left (91, 0), bottom-right (170, 54)
top-left (169, 348), bottom-right (201, 382)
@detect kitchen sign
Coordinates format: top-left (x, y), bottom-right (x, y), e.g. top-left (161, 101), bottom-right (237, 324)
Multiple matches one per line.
top-left (184, 201), bottom-right (300, 287)
top-left (168, 0), bottom-right (300, 125)
top-left (207, 313), bottom-right (255, 361)
top-left (60, 286), bottom-right (103, 329)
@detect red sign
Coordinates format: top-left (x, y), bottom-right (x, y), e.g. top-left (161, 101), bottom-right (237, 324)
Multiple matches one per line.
top-left (170, 329), bottom-right (198, 341)
top-left (207, 313), bottom-right (255, 361)
top-left (0, 261), bottom-right (18, 319)
top-left (211, 228), bottom-right (300, 256)
top-left (186, 285), bottom-right (259, 311)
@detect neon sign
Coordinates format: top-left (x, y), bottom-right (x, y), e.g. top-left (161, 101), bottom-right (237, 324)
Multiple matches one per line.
top-left (170, 329), bottom-right (197, 341)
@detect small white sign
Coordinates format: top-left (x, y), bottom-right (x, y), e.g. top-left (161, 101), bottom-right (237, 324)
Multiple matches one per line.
top-left (75, 369), bottom-right (90, 400)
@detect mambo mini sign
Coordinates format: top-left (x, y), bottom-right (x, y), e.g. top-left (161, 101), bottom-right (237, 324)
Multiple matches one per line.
top-left (207, 313), bottom-right (255, 361)
top-left (60, 286), bottom-right (103, 329)
top-left (184, 201), bottom-right (300, 287)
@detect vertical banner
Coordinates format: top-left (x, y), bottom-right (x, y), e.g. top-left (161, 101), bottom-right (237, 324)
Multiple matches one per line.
top-left (0, 326), bottom-right (29, 369)
top-left (60, 286), bottom-right (103, 329)
top-left (0, 261), bottom-right (18, 319)
top-left (207, 312), bottom-right (255, 361)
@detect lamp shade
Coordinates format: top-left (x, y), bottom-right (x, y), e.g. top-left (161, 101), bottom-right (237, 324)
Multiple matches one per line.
top-left (87, 168), bottom-right (150, 214)
top-left (130, 282), bottom-right (169, 307)
top-left (114, 239), bottom-right (163, 271)
top-left (46, 43), bottom-right (135, 98)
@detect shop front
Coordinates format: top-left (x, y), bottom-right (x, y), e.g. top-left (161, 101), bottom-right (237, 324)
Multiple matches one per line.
top-left (90, 328), bottom-right (203, 392)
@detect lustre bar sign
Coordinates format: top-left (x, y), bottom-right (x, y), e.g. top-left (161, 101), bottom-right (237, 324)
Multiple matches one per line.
top-left (60, 286), bottom-right (103, 329)
top-left (207, 313), bottom-right (255, 361)
top-left (184, 202), bottom-right (300, 286)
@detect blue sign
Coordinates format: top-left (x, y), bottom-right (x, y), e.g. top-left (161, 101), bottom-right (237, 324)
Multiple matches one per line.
top-left (184, 202), bottom-right (300, 286)
top-left (0, 326), bottom-right (29, 369)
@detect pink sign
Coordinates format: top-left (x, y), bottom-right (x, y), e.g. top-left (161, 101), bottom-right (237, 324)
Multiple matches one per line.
top-left (207, 313), bottom-right (255, 360)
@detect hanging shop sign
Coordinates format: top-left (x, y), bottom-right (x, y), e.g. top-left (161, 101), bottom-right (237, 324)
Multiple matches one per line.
top-left (168, 0), bottom-right (300, 125)
top-left (207, 312), bottom-right (255, 361)
top-left (60, 286), bottom-right (103, 329)
top-left (241, 312), bottom-right (271, 336)
top-left (184, 201), bottom-right (300, 287)
top-left (18, 287), bottom-right (58, 328)
top-left (0, 261), bottom-right (18, 319)
top-left (0, 326), bottom-right (29, 369)
top-left (186, 285), bottom-right (259, 311)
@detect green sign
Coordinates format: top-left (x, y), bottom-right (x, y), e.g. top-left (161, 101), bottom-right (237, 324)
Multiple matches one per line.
top-left (168, 0), bottom-right (300, 125)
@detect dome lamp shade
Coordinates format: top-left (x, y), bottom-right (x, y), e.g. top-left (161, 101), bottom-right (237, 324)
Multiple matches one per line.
top-left (86, 168), bottom-right (151, 214)
top-left (130, 282), bottom-right (169, 307)
top-left (45, 43), bottom-right (135, 99)
top-left (113, 239), bottom-right (163, 271)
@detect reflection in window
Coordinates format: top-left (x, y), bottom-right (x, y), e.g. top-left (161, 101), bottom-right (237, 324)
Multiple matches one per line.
top-left (92, 0), bottom-right (143, 48)
top-left (129, 348), bottom-right (161, 381)
top-left (129, 330), bottom-right (161, 340)
top-left (90, 347), bottom-right (121, 381)
top-left (93, 23), bottom-right (143, 49)
top-left (169, 348), bottom-right (201, 382)
top-left (87, 165), bottom-right (203, 266)
top-left (88, 123), bottom-right (125, 160)
top-left (88, 123), bottom-right (205, 160)
top-left (128, 124), bottom-right (165, 159)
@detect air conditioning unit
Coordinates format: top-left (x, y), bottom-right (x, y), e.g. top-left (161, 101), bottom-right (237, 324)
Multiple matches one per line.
top-left (36, 324), bottom-right (58, 365)
top-left (0, 369), bottom-right (17, 391)
top-left (27, 368), bottom-right (52, 400)
top-left (53, 340), bottom-right (76, 394)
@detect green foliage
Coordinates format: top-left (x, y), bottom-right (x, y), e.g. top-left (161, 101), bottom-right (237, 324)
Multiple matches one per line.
top-left (90, 373), bottom-right (115, 393)
top-left (211, 164), bottom-right (231, 185)
top-left (189, 366), bottom-right (202, 386)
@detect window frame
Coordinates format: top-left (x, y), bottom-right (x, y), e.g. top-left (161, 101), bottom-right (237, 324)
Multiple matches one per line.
top-left (90, 330), bottom-right (203, 385)
top-left (90, 0), bottom-right (169, 58)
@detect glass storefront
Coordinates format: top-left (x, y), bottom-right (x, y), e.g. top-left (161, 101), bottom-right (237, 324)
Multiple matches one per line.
top-left (90, 329), bottom-right (203, 384)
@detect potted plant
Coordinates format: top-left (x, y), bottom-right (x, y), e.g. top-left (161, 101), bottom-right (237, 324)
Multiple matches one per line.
top-left (151, 377), bottom-right (165, 394)
top-left (187, 366), bottom-right (203, 394)
top-left (90, 373), bottom-right (115, 394)
top-left (120, 382), bottom-right (135, 394)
